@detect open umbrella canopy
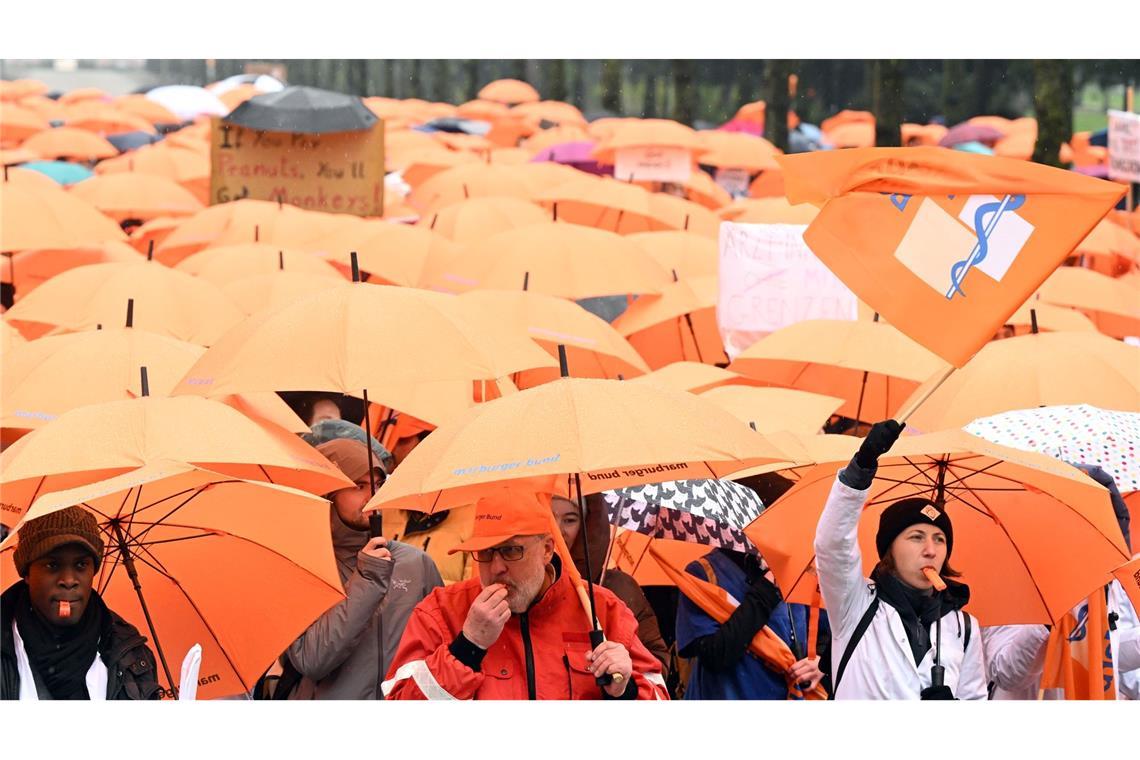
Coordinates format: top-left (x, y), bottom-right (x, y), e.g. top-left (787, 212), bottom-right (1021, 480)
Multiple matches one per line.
top-left (0, 461), bottom-right (345, 699)
top-left (477, 79), bottom-right (540, 105)
top-left (0, 179), bottom-right (125, 251)
top-left (1033, 266), bottom-right (1140, 339)
top-left (311, 219), bottom-right (457, 287)
top-left (224, 85), bottom-right (378, 134)
top-left (220, 271), bottom-right (346, 316)
top-left (114, 94), bottom-right (181, 126)
top-left (457, 289), bottom-right (650, 388)
top-left (743, 430), bottom-right (1132, 625)
top-left (419, 222), bottom-right (671, 299)
top-left (145, 85), bottom-right (227, 122)
top-left (629, 361), bottom-right (767, 395)
top-left (69, 173), bottom-right (204, 222)
top-left (15, 160), bottom-right (94, 185)
top-left (965, 404), bottom-right (1140, 493)
top-left (902, 331), bottom-right (1140, 433)
top-left (169, 281), bottom-right (557, 410)
top-left (21, 126), bottom-right (118, 161)
top-left (626, 231), bottom-right (719, 280)
top-left (6, 241), bottom-right (141, 297)
top-left (63, 102), bottom-right (155, 136)
top-left (729, 319), bottom-right (950, 423)
top-left (699, 385), bottom-right (846, 434)
top-left (717, 196), bottom-right (819, 224)
top-left (416, 196), bottom-right (551, 244)
top-left (696, 130), bottom-right (782, 172)
top-left (0, 395), bottom-right (352, 527)
top-left (364, 376), bottom-right (796, 513)
top-left (1000, 301), bottom-right (1098, 335)
top-left (174, 243), bottom-right (345, 286)
top-left (4, 261), bottom-right (244, 345)
top-left (408, 163), bottom-right (542, 213)
top-left (613, 275), bottom-right (728, 368)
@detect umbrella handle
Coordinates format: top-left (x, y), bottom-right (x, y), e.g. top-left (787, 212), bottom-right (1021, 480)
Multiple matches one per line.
top-left (895, 365), bottom-right (956, 424)
top-left (589, 628), bottom-right (614, 688)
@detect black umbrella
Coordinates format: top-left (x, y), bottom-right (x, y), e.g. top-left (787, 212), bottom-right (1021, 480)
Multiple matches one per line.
top-left (223, 85), bottom-right (378, 134)
top-left (107, 130), bottom-right (163, 153)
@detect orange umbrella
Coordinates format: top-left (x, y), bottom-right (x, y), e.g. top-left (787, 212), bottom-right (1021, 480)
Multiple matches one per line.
top-left (533, 174), bottom-right (694, 235)
top-left (901, 331), bottom-right (1140, 434)
top-left (217, 83), bottom-right (263, 112)
top-left (717, 196), bottom-right (819, 224)
top-left (4, 261), bottom-right (244, 345)
top-left (0, 147), bottom-right (39, 166)
top-left (0, 461), bottom-right (345, 699)
top-left (1033, 266), bottom-right (1140, 339)
top-left (0, 103), bottom-right (52, 144)
top-left (17, 95), bottom-right (68, 123)
top-left (416, 196), bottom-right (551, 244)
top-left (635, 168), bottom-right (732, 211)
top-left (645, 192), bottom-right (722, 237)
top-left (399, 148), bottom-right (481, 187)
top-left (608, 530), bottom-right (712, 587)
top-left (95, 143), bottom-right (211, 205)
top-left (629, 361), bottom-right (768, 395)
top-left (432, 131), bottom-right (494, 153)
top-left (175, 243), bottom-right (346, 286)
top-left (364, 377), bottom-right (794, 513)
top-left (114, 94), bottom-right (180, 125)
top-left (457, 290), bottom-right (650, 388)
top-left (418, 222), bottom-right (671, 299)
top-left (1070, 219), bottom-right (1140, 278)
top-left (591, 119), bottom-right (707, 166)
top-left (454, 98), bottom-right (511, 122)
top-left (627, 231), bottom-right (718, 280)
top-left (69, 173), bottom-right (204, 222)
top-left (156, 199), bottom-right (343, 266)
top-left (127, 216), bottom-right (183, 254)
top-left (744, 430), bottom-right (1131, 624)
top-left (902, 123), bottom-right (949, 147)
top-left (695, 131), bottom-right (782, 172)
top-left (169, 282), bottom-right (557, 425)
top-left (821, 110), bottom-right (876, 148)
top-left (999, 301), bottom-right (1097, 336)
top-left (510, 100), bottom-right (587, 128)
top-left (1, 165), bottom-right (59, 191)
top-left (21, 126), bottom-right (118, 161)
top-left (221, 271), bottom-right (346, 316)
top-left (8, 240), bottom-right (142, 296)
top-left (477, 79), bottom-right (540, 105)
top-left (58, 87), bottom-right (112, 105)
top-left (0, 180), bottom-right (126, 251)
top-left (521, 124), bottom-right (592, 154)
top-left (408, 163), bottom-right (540, 213)
top-left (729, 319), bottom-right (950, 423)
top-left (613, 275), bottom-right (728, 368)
top-left (312, 220), bottom-right (458, 287)
top-left (748, 167), bottom-right (786, 198)
top-left (0, 394), bottom-right (353, 526)
top-left (0, 79), bottom-right (49, 101)
top-left (1, 327), bottom-right (284, 431)
top-left (64, 102), bottom-right (156, 135)
top-left (700, 385), bottom-right (845, 434)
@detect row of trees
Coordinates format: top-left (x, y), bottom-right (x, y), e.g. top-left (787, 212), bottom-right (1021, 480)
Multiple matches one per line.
top-left (139, 59), bottom-right (1136, 166)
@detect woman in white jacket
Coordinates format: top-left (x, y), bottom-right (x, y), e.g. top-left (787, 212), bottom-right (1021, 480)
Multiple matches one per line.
top-left (813, 420), bottom-right (988, 700)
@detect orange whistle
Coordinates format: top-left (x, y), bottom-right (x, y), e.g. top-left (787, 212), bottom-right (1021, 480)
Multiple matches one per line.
top-left (922, 567), bottom-right (947, 591)
top-left (58, 600), bottom-right (72, 618)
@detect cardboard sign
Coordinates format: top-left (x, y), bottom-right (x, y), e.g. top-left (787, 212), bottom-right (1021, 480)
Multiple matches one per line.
top-left (614, 146), bottom-right (692, 183)
top-left (717, 222), bottom-right (858, 358)
top-left (209, 117), bottom-right (385, 216)
top-left (1108, 109), bottom-right (1140, 183)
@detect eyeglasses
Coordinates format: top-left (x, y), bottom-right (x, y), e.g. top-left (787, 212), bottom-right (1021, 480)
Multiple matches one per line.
top-left (470, 537), bottom-right (540, 563)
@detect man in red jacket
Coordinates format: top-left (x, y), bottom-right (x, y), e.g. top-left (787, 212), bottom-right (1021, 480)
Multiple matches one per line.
top-left (382, 489), bottom-right (668, 700)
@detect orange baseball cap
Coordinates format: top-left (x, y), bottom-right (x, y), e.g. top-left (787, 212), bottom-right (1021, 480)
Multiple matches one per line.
top-left (449, 489), bottom-right (554, 554)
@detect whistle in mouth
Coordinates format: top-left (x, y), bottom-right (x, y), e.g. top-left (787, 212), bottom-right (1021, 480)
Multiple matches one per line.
top-left (58, 600), bottom-right (72, 618)
top-left (922, 567), bottom-right (947, 591)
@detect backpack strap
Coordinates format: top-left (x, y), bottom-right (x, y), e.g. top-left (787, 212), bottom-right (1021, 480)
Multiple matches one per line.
top-left (830, 595), bottom-right (880, 699)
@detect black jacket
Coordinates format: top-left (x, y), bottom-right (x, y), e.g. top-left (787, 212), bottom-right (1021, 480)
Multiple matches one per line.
top-left (1, 584), bottom-right (161, 700)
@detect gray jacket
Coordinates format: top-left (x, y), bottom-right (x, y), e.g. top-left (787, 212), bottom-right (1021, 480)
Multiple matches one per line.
top-left (287, 509), bottom-right (444, 699)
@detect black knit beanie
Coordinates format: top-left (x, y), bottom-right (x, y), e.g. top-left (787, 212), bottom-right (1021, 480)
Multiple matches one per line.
top-left (875, 498), bottom-right (953, 561)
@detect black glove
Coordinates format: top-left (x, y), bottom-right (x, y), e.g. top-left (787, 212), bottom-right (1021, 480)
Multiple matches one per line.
top-left (745, 572), bottom-right (783, 616)
top-left (920, 684), bottom-right (956, 700)
top-left (855, 420), bottom-right (906, 470)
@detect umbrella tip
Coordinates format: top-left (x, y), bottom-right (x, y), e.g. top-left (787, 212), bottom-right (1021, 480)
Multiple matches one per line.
top-left (125, 298), bottom-right (134, 328)
top-left (1030, 308), bottom-right (1039, 334)
top-left (552, 202), bottom-right (558, 222)
top-left (522, 271), bottom-right (529, 291)
top-left (749, 421), bottom-right (758, 431)
top-left (557, 344), bottom-right (569, 378)
top-left (146, 240), bottom-right (154, 261)
top-left (872, 312), bottom-right (880, 323)
top-left (684, 214), bottom-right (690, 231)
top-left (255, 225), bottom-right (260, 243)
top-left (278, 250), bottom-right (285, 271)
top-left (462, 183), bottom-right (470, 199)
top-left (671, 268), bottom-right (679, 283)
top-left (139, 366), bottom-right (150, 397)
top-left (350, 251), bottom-right (361, 282)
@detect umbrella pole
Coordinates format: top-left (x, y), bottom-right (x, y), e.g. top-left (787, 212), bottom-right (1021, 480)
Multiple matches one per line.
top-left (110, 519), bottom-right (176, 696)
top-left (683, 314), bottom-right (705, 364)
top-left (894, 365), bottom-right (956, 424)
top-left (361, 388), bottom-right (382, 536)
top-left (853, 370), bottom-right (869, 427)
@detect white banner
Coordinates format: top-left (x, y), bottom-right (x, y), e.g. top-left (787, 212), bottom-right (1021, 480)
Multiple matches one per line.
top-left (717, 222), bottom-right (859, 359)
top-left (614, 146), bottom-right (692, 183)
top-left (1108, 109), bottom-right (1140, 183)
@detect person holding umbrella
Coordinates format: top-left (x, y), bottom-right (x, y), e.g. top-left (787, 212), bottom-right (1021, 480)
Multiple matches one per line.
top-left (277, 438), bottom-right (443, 700)
top-left (383, 489), bottom-right (668, 700)
top-left (814, 420), bottom-right (987, 700)
top-left (2, 507), bottom-right (160, 700)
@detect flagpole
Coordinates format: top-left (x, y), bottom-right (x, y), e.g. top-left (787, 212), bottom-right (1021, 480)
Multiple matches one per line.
top-left (894, 365), bottom-right (956, 424)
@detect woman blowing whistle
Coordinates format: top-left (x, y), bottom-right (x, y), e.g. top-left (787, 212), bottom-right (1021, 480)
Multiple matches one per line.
top-left (813, 420), bottom-right (987, 700)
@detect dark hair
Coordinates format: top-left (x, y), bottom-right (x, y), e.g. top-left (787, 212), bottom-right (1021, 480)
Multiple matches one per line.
top-left (875, 550), bottom-right (962, 580)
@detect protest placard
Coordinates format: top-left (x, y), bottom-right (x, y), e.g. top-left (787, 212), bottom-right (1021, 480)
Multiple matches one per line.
top-left (209, 118), bottom-right (385, 216)
top-left (613, 146), bottom-right (692, 183)
top-left (1108, 109), bottom-right (1140, 183)
top-left (717, 221), bottom-right (858, 358)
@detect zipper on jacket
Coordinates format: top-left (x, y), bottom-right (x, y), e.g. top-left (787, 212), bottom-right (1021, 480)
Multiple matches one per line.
top-left (519, 612), bottom-right (536, 700)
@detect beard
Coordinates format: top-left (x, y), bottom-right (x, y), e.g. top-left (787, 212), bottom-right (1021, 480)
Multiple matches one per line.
top-left (502, 569), bottom-right (547, 614)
